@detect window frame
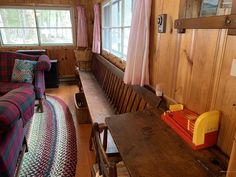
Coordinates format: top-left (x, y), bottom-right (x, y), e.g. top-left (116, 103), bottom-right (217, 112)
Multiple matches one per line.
top-left (101, 0), bottom-right (133, 60)
top-left (0, 6), bottom-right (75, 47)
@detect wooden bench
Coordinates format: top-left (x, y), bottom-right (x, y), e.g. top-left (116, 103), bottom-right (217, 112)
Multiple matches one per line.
top-left (77, 54), bottom-right (162, 122)
top-left (77, 54), bottom-right (162, 152)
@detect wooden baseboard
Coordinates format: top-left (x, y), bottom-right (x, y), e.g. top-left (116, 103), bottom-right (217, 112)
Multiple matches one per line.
top-left (59, 75), bottom-right (77, 84)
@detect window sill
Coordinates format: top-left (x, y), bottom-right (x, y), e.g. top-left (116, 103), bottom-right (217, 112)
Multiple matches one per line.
top-left (101, 50), bottom-right (126, 71)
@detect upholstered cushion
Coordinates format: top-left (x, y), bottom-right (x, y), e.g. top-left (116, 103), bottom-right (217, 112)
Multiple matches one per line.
top-left (0, 101), bottom-right (21, 133)
top-left (0, 86), bottom-right (35, 132)
top-left (0, 82), bottom-right (32, 96)
top-left (11, 59), bottom-right (37, 83)
top-left (0, 119), bottom-right (24, 177)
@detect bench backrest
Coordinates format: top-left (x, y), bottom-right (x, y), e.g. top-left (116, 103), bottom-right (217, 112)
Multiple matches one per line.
top-left (91, 55), bottom-right (162, 114)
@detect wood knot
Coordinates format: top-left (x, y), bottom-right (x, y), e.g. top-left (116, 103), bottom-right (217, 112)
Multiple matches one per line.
top-left (183, 49), bottom-right (193, 66)
top-left (142, 127), bottom-right (154, 136)
top-left (225, 16), bottom-right (231, 25)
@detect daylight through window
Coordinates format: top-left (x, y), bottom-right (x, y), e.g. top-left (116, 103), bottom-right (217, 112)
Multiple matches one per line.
top-left (102, 0), bottom-right (133, 60)
top-left (0, 7), bottom-right (74, 46)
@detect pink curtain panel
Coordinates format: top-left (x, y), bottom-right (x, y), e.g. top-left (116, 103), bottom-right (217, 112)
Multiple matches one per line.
top-left (123, 0), bottom-right (152, 86)
top-left (77, 6), bottom-right (88, 47)
top-left (92, 4), bottom-right (101, 54)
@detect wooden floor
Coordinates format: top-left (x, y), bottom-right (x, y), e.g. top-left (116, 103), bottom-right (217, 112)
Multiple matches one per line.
top-left (46, 83), bottom-right (95, 177)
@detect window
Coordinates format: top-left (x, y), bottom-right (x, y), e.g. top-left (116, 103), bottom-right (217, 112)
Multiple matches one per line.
top-left (102, 0), bottom-right (133, 60)
top-left (0, 7), bottom-right (74, 46)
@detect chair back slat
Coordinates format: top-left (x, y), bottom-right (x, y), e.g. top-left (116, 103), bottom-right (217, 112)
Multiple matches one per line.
top-left (121, 87), bottom-right (133, 114)
top-left (93, 123), bottom-right (118, 177)
top-left (107, 73), bottom-right (115, 101)
top-left (117, 85), bottom-right (129, 114)
top-left (125, 91), bottom-right (137, 113)
top-left (110, 76), bottom-right (119, 105)
top-left (114, 81), bottom-right (125, 113)
top-left (138, 98), bottom-right (148, 111)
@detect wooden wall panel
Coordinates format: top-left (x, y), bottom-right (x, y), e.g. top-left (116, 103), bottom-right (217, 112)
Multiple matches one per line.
top-left (149, 0), bottom-right (163, 86)
top-left (149, 0), bottom-right (180, 97)
top-left (184, 29), bottom-right (221, 113)
top-left (149, 0), bottom-right (236, 156)
top-left (214, 36), bottom-right (236, 155)
top-left (0, 46), bottom-right (76, 77)
top-left (227, 136), bottom-right (236, 177)
top-left (174, 30), bottom-right (194, 104)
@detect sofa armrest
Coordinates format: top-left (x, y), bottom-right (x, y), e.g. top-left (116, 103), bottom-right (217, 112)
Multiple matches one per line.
top-left (0, 101), bottom-right (21, 133)
top-left (33, 55), bottom-right (51, 99)
top-left (35, 55), bottom-right (51, 71)
top-left (0, 86), bottom-right (35, 130)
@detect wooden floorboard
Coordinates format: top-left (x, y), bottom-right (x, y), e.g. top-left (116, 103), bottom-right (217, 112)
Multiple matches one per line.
top-left (46, 83), bottom-right (95, 177)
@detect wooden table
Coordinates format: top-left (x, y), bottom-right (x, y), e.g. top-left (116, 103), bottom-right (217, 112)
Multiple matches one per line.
top-left (105, 108), bottom-right (228, 177)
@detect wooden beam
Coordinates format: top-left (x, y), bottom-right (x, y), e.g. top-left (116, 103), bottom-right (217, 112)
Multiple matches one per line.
top-left (175, 15), bottom-right (236, 31)
top-left (228, 0), bottom-right (236, 35)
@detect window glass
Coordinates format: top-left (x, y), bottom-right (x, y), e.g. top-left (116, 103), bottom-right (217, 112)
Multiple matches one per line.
top-left (0, 28), bottom-right (38, 45)
top-left (102, 0), bottom-right (133, 60)
top-left (36, 9), bottom-right (72, 27)
top-left (0, 8), bottom-right (38, 45)
top-left (124, 0), bottom-right (133, 26)
top-left (39, 28), bottom-right (73, 44)
top-left (102, 28), bottom-right (110, 50)
top-left (111, 1), bottom-right (122, 27)
top-left (103, 5), bottom-right (110, 27)
top-left (123, 28), bottom-right (130, 57)
top-left (36, 9), bottom-right (73, 45)
top-left (111, 28), bottom-right (122, 56)
top-left (0, 7), bottom-right (74, 46)
top-left (0, 8), bottom-right (36, 27)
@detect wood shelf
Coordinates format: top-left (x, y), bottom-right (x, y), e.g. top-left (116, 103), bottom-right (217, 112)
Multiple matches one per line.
top-left (175, 15), bottom-right (236, 33)
top-left (175, 0), bottom-right (236, 34)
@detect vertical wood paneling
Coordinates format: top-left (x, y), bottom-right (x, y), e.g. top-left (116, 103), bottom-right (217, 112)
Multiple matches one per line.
top-left (227, 136), bottom-right (236, 177)
top-left (149, 0), bottom-right (164, 86)
top-left (174, 30), bottom-right (195, 104)
top-left (150, 0), bottom-right (180, 97)
top-left (185, 29), bottom-right (221, 113)
top-left (149, 0), bottom-right (236, 156)
top-left (214, 36), bottom-right (236, 155)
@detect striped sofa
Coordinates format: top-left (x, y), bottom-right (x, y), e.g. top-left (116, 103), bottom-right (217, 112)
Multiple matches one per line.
top-left (0, 51), bottom-right (51, 112)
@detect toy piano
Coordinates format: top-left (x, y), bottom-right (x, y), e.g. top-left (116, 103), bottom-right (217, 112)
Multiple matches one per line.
top-left (161, 104), bottom-right (220, 150)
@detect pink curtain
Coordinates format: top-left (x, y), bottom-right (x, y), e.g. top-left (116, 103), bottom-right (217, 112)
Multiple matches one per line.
top-left (77, 6), bottom-right (88, 47)
top-left (92, 4), bottom-right (101, 54)
top-left (123, 0), bottom-right (152, 86)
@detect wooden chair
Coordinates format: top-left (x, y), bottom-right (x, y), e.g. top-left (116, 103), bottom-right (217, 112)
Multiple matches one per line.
top-left (92, 123), bottom-right (130, 177)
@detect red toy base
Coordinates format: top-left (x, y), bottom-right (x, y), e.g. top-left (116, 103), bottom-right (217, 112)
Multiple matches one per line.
top-left (161, 112), bottom-right (218, 150)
